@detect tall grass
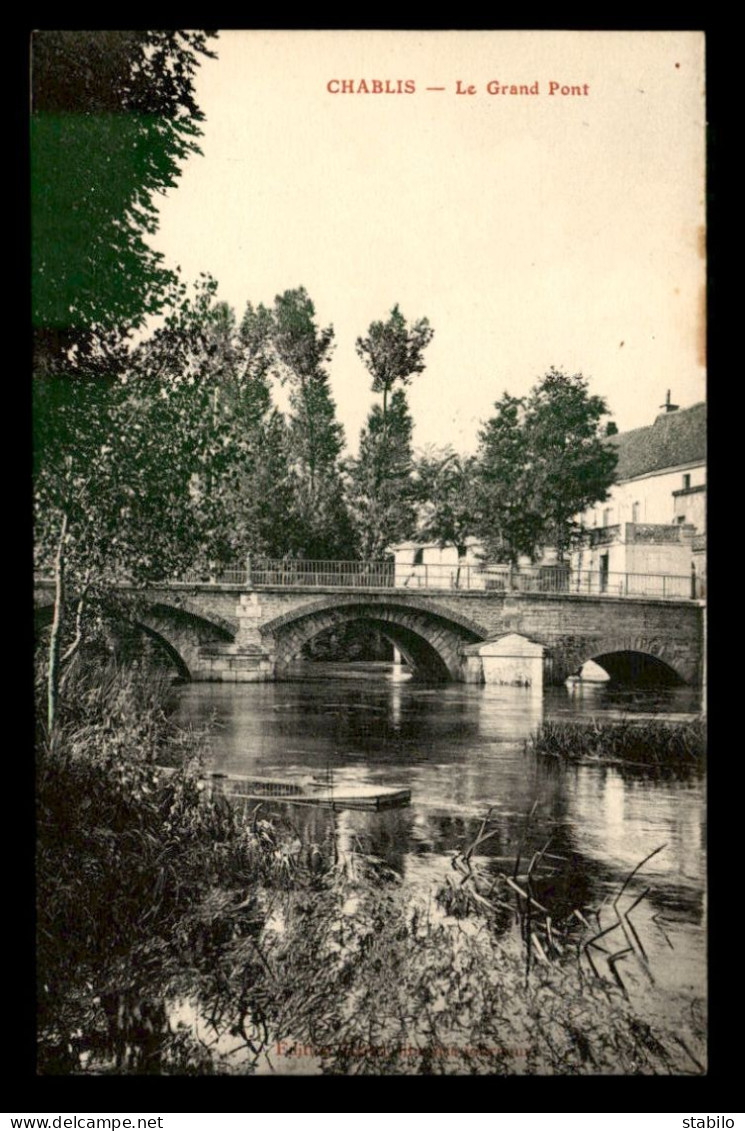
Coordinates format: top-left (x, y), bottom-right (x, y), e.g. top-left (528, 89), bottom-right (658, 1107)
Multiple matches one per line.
top-left (205, 861), bottom-right (706, 1075)
top-left (525, 718), bottom-right (706, 768)
top-left (36, 655), bottom-right (312, 1074)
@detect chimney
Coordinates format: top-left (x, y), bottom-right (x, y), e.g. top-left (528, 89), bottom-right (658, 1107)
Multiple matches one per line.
top-left (658, 390), bottom-right (679, 414)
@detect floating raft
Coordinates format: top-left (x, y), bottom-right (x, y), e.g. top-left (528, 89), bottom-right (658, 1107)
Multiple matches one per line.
top-left (207, 772), bottom-right (411, 811)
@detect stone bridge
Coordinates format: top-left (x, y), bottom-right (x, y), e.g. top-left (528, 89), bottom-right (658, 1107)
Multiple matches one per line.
top-left (34, 580), bottom-right (705, 689)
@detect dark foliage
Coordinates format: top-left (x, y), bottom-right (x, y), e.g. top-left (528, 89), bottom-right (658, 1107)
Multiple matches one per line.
top-left (32, 30), bottom-right (217, 354)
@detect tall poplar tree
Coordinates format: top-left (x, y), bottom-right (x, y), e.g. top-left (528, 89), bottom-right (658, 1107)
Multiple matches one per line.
top-left (349, 306), bottom-right (434, 557)
top-left (270, 288), bottom-right (355, 559)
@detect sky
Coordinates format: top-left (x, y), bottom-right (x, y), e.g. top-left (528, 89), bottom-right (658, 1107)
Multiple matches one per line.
top-left (150, 30), bottom-right (706, 456)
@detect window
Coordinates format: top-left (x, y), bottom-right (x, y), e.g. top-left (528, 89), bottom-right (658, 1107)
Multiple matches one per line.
top-left (413, 547), bottom-right (424, 566)
top-left (683, 473), bottom-right (691, 490)
top-left (631, 501), bottom-right (640, 523)
top-left (602, 508), bottom-right (611, 527)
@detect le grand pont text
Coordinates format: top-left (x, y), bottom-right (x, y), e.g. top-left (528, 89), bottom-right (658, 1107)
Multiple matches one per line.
top-left (326, 79), bottom-right (590, 97)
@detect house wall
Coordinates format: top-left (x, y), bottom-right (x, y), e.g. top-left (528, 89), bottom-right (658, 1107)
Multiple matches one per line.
top-left (673, 485), bottom-right (706, 532)
top-left (573, 530), bottom-right (695, 585)
top-left (623, 541), bottom-right (694, 577)
top-left (582, 463), bottom-right (706, 531)
top-left (575, 460), bottom-right (705, 584)
top-left (391, 541), bottom-right (486, 589)
top-left (392, 542), bottom-right (482, 568)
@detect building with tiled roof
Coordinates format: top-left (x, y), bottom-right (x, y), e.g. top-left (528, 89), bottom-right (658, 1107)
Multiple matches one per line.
top-left (389, 396), bottom-right (706, 598)
top-left (575, 397), bottom-right (706, 591)
top-left (609, 400), bottom-right (706, 483)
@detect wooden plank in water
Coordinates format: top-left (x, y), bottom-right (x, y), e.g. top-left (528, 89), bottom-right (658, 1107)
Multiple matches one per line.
top-left (299, 786), bottom-right (412, 811)
top-left (206, 772), bottom-right (411, 810)
top-left (240, 792), bottom-right (410, 811)
top-left (157, 768), bottom-right (411, 811)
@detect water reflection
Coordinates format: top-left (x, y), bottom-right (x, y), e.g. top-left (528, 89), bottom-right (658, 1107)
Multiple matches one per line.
top-left (174, 662), bottom-right (705, 1001)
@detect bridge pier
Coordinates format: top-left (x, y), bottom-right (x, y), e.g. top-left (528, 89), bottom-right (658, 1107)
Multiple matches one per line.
top-left (194, 642), bottom-right (274, 682)
top-left (462, 634), bottom-right (545, 690)
top-left (194, 591), bottom-right (276, 681)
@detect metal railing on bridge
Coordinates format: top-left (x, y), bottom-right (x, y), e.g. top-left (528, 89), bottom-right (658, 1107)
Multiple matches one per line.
top-left (177, 559), bottom-right (703, 600)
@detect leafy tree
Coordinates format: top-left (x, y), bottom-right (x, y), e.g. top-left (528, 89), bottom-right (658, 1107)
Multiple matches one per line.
top-left (33, 31), bottom-right (218, 733)
top-left (355, 304), bottom-right (434, 419)
top-left (474, 370), bottom-right (617, 564)
top-left (414, 446), bottom-right (480, 581)
top-left (227, 302), bottom-right (298, 559)
top-left (35, 273), bottom-right (298, 732)
top-left (117, 281), bottom-right (313, 572)
top-left (474, 393), bottom-right (544, 565)
top-left (349, 306), bottom-right (434, 557)
top-left (522, 369), bottom-right (618, 560)
top-left (34, 279), bottom-right (229, 732)
top-left (348, 389), bottom-right (416, 559)
top-left (122, 278), bottom-right (253, 569)
top-left (32, 30), bottom-right (217, 365)
top-left (271, 288), bottom-right (342, 479)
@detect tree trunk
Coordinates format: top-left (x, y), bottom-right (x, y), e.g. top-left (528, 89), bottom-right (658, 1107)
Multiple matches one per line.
top-left (47, 512), bottom-right (68, 736)
top-left (455, 544), bottom-right (467, 590)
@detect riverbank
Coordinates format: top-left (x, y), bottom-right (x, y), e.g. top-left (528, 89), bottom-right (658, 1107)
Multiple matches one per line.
top-left (36, 662), bottom-right (706, 1075)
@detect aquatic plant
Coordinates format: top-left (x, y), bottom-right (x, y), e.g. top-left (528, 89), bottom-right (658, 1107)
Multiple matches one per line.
top-left (525, 718), bottom-right (706, 769)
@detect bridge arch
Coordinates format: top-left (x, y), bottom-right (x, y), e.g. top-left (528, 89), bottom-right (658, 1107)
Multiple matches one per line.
top-left (134, 604), bottom-right (234, 679)
top-left (34, 598), bottom-right (235, 681)
top-left (261, 594), bottom-right (488, 680)
top-left (565, 635), bottom-right (691, 686)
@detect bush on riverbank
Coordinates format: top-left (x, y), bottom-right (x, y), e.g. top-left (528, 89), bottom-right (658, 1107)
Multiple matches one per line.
top-left (525, 717), bottom-right (706, 769)
top-left (239, 869), bottom-right (706, 1075)
top-left (36, 659), bottom-right (314, 1073)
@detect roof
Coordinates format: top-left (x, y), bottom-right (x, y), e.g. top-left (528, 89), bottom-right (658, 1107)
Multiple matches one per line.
top-left (609, 402), bottom-right (706, 481)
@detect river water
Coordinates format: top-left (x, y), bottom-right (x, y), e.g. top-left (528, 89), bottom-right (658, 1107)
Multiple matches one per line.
top-left (173, 663), bottom-right (706, 1012)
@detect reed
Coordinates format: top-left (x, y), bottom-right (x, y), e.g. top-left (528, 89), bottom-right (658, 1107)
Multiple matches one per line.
top-left (525, 717), bottom-right (706, 768)
top-left (241, 859), bottom-right (706, 1076)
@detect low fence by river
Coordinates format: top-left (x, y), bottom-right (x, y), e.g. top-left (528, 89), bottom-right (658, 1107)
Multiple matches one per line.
top-left (178, 559), bottom-right (703, 600)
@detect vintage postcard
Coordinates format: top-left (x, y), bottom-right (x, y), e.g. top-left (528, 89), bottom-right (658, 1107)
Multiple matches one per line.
top-left (34, 30), bottom-right (706, 1077)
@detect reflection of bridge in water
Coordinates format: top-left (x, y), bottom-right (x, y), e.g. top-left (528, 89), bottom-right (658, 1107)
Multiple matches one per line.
top-left (34, 559), bottom-right (705, 689)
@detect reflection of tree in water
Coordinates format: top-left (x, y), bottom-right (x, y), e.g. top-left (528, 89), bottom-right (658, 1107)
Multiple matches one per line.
top-left (38, 785), bottom-right (703, 1075)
